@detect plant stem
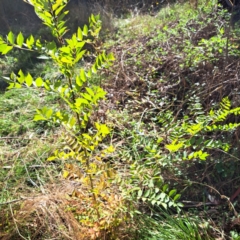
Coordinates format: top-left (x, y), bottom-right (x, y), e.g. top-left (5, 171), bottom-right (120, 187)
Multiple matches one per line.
top-left (50, 0), bottom-right (100, 220)
top-left (67, 76), bottom-right (82, 128)
top-left (84, 149), bottom-right (101, 219)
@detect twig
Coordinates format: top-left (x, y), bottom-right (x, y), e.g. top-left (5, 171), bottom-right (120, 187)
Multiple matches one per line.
top-left (0, 136), bottom-right (48, 140)
top-left (0, 196), bottom-right (37, 205)
top-left (181, 200), bottom-right (218, 208)
top-left (22, 158), bottom-right (39, 189)
top-left (190, 181), bottom-right (238, 217)
top-left (9, 203), bottom-right (29, 240)
top-left (120, 46), bottom-right (135, 82)
top-left (214, 148), bottom-right (240, 162)
top-left (1, 198), bottom-right (24, 205)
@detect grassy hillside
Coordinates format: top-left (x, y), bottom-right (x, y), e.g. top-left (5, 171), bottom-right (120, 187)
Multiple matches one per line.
top-left (0, 0), bottom-right (240, 239)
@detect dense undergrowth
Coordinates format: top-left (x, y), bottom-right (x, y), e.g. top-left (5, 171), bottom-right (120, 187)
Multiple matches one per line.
top-left (0, 0), bottom-right (240, 239)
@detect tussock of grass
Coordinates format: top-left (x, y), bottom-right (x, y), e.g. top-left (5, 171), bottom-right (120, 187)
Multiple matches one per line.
top-left (0, 181), bottom-right (129, 240)
top-left (135, 211), bottom-right (215, 240)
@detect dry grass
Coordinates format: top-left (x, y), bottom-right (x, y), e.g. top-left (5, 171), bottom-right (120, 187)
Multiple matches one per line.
top-left (0, 180), bottom-right (129, 240)
top-left (0, 126), bottom-right (130, 239)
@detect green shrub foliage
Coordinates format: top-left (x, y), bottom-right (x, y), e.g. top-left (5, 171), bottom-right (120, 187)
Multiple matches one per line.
top-left (0, 0), bottom-right (121, 230)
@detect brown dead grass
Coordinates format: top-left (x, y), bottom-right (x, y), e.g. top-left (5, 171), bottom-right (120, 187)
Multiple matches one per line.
top-left (0, 180), bottom-right (129, 240)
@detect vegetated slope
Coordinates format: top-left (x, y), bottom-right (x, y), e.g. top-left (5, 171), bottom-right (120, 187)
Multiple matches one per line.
top-left (106, 2), bottom-right (239, 111)
top-left (1, 0), bottom-right (240, 239)
top-left (102, 0), bottom-right (240, 236)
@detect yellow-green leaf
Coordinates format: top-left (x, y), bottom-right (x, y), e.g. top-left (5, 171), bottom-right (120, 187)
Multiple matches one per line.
top-left (165, 140), bottom-right (184, 152)
top-left (47, 155), bottom-right (57, 161)
top-left (86, 87), bottom-right (94, 97)
top-left (25, 73), bottom-right (33, 87)
top-left (82, 133), bottom-right (92, 140)
top-left (52, 0), bottom-right (62, 11)
top-left (80, 68), bottom-right (86, 82)
top-left (34, 114), bottom-right (46, 121)
top-left (107, 52), bottom-right (115, 61)
top-left (77, 27), bottom-right (83, 41)
top-left (26, 35), bottom-right (34, 49)
top-left (45, 108), bottom-right (53, 119)
top-left (61, 56), bottom-right (72, 64)
top-left (35, 77), bottom-right (43, 87)
top-left (17, 70), bottom-right (25, 84)
top-left (105, 145), bottom-right (115, 153)
top-left (0, 44), bottom-right (13, 54)
top-left (7, 31), bottom-right (15, 44)
top-left (55, 4), bottom-right (65, 15)
top-left (169, 189), bottom-right (176, 197)
top-left (198, 151), bottom-right (209, 160)
top-left (83, 25), bottom-right (88, 36)
top-left (63, 170), bottom-right (69, 178)
top-left (16, 32), bottom-right (24, 47)
top-left (60, 46), bottom-right (70, 53)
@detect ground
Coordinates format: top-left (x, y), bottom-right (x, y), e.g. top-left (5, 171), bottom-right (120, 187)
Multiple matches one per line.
top-left (0, 0), bottom-right (240, 239)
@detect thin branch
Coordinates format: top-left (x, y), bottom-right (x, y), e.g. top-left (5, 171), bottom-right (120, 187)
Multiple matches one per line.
top-left (0, 196), bottom-right (38, 205)
top-left (21, 158), bottom-right (39, 188)
top-left (190, 181), bottom-right (238, 217)
top-left (9, 204), bottom-right (29, 240)
top-left (181, 200), bottom-right (219, 208)
top-left (1, 198), bottom-right (24, 205)
top-left (0, 137), bottom-right (48, 140)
